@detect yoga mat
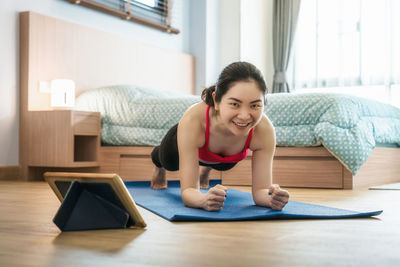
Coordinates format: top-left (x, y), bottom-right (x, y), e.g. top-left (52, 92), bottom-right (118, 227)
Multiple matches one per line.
top-left (369, 183), bottom-right (400, 190)
top-left (125, 180), bottom-right (382, 221)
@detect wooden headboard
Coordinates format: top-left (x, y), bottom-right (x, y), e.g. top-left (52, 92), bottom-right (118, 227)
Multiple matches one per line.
top-left (19, 11), bottom-right (195, 113)
top-left (19, 11), bottom-right (195, 179)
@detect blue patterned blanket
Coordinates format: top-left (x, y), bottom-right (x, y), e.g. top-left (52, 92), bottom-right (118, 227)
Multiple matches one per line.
top-left (75, 85), bottom-right (400, 174)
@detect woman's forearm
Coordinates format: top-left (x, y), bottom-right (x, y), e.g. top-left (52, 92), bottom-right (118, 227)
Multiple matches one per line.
top-left (252, 188), bottom-right (271, 207)
top-left (181, 188), bottom-right (206, 209)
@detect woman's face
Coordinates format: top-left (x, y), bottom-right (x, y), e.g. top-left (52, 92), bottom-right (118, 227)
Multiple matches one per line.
top-left (213, 80), bottom-right (264, 136)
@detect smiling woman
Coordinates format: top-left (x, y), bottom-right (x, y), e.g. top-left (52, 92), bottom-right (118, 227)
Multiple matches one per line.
top-left (150, 62), bottom-right (290, 212)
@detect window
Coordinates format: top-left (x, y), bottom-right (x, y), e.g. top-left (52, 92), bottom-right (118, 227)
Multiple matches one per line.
top-left (290, 0), bottom-right (400, 107)
top-left (128, 0), bottom-right (170, 26)
top-left (67, 0), bottom-right (179, 34)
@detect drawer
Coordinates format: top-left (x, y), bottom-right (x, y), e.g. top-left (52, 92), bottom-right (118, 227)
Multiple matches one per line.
top-left (73, 113), bottom-right (100, 135)
top-left (222, 157), bottom-right (343, 188)
top-left (119, 155), bottom-right (181, 181)
top-left (221, 158), bottom-right (252, 185)
top-left (119, 156), bottom-right (154, 181)
top-left (119, 155), bottom-right (221, 182)
top-left (273, 158), bottom-right (343, 188)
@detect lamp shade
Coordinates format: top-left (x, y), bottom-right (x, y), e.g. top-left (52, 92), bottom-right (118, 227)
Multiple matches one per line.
top-left (50, 79), bottom-right (75, 108)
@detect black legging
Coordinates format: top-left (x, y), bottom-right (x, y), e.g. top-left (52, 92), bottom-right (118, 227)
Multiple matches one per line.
top-left (151, 124), bottom-right (237, 171)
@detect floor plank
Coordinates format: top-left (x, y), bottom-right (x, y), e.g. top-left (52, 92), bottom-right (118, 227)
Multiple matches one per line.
top-left (0, 181), bottom-right (399, 266)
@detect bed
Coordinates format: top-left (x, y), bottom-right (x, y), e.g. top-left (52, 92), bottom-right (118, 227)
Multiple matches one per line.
top-left (19, 11), bottom-right (400, 189)
top-left (74, 85), bottom-right (400, 189)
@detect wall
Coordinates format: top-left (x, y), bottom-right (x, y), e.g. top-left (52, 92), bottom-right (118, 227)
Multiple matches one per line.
top-left (189, 0), bottom-right (226, 92)
top-left (188, 0), bottom-right (206, 93)
top-left (0, 0), bottom-right (190, 166)
top-left (240, 0), bottom-right (274, 91)
top-left (190, 0), bottom-right (274, 92)
top-left (219, 0), bottom-right (241, 78)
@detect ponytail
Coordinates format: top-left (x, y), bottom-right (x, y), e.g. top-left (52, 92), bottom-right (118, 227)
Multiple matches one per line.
top-left (201, 85), bottom-right (216, 106)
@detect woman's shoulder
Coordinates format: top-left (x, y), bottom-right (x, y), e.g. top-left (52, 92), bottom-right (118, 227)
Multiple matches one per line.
top-left (178, 102), bottom-right (208, 147)
top-left (180, 101), bottom-right (208, 124)
top-left (254, 114), bottom-right (274, 133)
top-left (250, 114), bottom-right (275, 150)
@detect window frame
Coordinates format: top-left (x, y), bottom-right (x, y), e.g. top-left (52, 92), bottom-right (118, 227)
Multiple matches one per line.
top-left (66, 0), bottom-right (179, 34)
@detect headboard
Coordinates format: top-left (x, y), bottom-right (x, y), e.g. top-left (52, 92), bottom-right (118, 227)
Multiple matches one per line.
top-left (19, 11), bottom-right (195, 113)
top-left (19, 11), bottom-right (195, 179)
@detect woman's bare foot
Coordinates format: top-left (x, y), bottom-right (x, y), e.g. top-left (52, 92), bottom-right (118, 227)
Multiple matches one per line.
top-left (151, 167), bottom-right (167, 189)
top-left (199, 166), bottom-right (212, 189)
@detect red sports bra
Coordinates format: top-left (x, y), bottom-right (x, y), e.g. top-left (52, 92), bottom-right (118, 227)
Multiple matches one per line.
top-left (198, 106), bottom-right (253, 163)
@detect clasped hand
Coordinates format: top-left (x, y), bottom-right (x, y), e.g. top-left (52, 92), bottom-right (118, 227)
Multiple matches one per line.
top-left (268, 184), bottom-right (289, 210)
top-left (202, 184), bottom-right (227, 211)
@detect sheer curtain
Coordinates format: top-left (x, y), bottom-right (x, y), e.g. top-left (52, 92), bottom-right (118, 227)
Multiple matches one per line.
top-left (290, 0), bottom-right (400, 107)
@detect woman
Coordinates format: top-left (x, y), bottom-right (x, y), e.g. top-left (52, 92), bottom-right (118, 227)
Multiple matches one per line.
top-left (151, 62), bottom-right (289, 212)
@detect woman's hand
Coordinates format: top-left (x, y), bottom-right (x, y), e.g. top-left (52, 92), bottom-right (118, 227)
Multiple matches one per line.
top-left (202, 184), bottom-right (227, 211)
top-left (268, 184), bottom-right (289, 210)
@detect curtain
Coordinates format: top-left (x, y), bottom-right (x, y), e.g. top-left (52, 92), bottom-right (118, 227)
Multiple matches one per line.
top-left (291, 0), bottom-right (400, 90)
top-left (272, 0), bottom-right (301, 93)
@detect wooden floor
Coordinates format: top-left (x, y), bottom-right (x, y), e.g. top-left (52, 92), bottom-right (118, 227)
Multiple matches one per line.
top-left (1, 181), bottom-right (399, 267)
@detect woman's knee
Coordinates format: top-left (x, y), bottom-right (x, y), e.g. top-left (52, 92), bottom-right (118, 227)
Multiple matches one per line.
top-left (151, 146), bottom-right (162, 168)
top-left (151, 146), bottom-right (179, 171)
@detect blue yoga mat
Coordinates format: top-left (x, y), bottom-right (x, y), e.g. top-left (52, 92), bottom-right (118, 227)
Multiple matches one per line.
top-left (125, 180), bottom-right (382, 221)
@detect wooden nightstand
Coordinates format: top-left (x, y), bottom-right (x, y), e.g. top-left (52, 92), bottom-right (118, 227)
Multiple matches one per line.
top-left (26, 110), bottom-right (101, 179)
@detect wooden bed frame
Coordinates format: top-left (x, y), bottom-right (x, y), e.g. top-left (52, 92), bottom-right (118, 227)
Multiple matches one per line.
top-left (98, 146), bottom-right (400, 189)
top-left (19, 12), bottom-right (400, 188)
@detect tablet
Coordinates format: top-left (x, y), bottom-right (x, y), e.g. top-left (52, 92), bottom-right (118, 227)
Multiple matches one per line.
top-left (44, 172), bottom-right (146, 228)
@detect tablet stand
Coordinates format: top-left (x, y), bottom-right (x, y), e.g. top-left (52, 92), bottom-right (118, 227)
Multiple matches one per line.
top-left (53, 181), bottom-right (130, 231)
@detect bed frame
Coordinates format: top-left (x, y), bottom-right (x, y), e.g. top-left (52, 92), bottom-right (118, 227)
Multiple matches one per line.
top-left (19, 12), bottom-right (400, 188)
top-left (98, 146), bottom-right (400, 189)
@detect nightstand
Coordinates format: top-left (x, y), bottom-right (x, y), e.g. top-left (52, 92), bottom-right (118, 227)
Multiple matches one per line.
top-left (26, 110), bottom-right (101, 179)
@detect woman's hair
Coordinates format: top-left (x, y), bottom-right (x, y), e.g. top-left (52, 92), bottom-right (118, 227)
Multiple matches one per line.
top-left (201, 61), bottom-right (267, 107)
